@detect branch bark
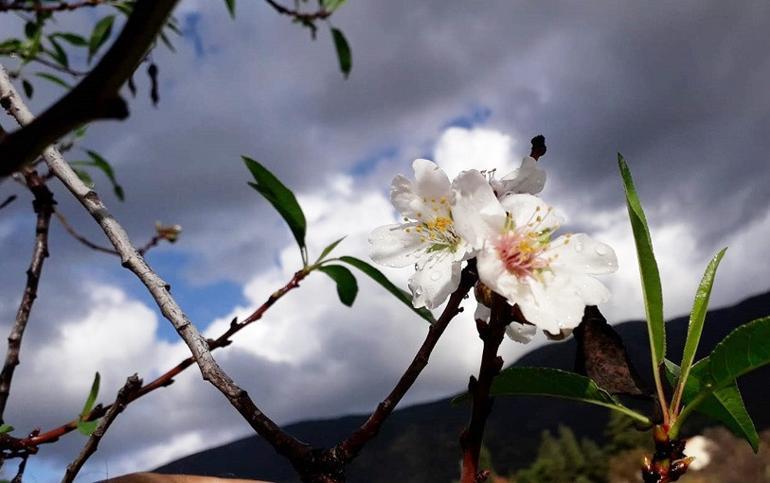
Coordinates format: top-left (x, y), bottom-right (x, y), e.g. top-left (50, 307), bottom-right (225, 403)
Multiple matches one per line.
top-left (61, 374), bottom-right (142, 483)
top-left (0, 170), bottom-right (54, 422)
top-left (0, 0), bottom-right (108, 13)
top-left (0, 0), bottom-right (179, 176)
top-left (0, 63), bottom-right (313, 470)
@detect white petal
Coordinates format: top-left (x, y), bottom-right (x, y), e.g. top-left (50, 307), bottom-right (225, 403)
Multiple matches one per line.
top-left (498, 156), bottom-right (546, 195)
top-left (547, 233), bottom-right (618, 275)
top-left (516, 276), bottom-right (587, 334)
top-left (506, 322), bottom-right (537, 344)
top-left (570, 274), bottom-right (612, 305)
top-left (390, 174), bottom-right (425, 219)
top-left (476, 247), bottom-right (534, 305)
top-left (451, 170), bottom-right (506, 248)
top-left (369, 224), bottom-right (425, 268)
top-left (500, 194), bottom-right (564, 233)
top-left (409, 251), bottom-right (460, 309)
top-left (412, 159), bottom-right (452, 201)
top-left (474, 302), bottom-right (491, 322)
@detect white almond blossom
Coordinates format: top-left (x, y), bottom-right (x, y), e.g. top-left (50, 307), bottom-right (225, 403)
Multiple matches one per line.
top-left (490, 156), bottom-right (546, 197)
top-left (453, 170), bottom-right (617, 335)
top-left (369, 159), bottom-right (472, 309)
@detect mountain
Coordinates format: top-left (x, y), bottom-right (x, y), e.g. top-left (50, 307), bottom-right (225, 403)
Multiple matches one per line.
top-left (155, 291), bottom-right (770, 482)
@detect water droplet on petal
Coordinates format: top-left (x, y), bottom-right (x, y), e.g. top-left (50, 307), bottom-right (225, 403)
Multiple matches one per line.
top-left (430, 271), bottom-right (441, 281)
top-left (594, 244), bottom-right (608, 256)
top-left (574, 240), bottom-right (584, 253)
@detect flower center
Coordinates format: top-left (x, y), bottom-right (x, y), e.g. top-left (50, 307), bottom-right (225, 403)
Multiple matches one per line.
top-left (495, 230), bottom-right (549, 279)
top-left (407, 215), bottom-right (460, 252)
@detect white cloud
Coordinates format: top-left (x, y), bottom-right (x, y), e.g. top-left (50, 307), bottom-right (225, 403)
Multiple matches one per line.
top-left (433, 126), bottom-right (520, 179)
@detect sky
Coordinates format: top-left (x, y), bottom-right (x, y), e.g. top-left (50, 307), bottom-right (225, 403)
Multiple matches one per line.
top-left (1, 0), bottom-right (770, 480)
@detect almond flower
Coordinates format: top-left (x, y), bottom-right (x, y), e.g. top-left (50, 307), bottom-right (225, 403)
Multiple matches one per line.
top-left (490, 156), bottom-right (546, 197)
top-left (369, 159), bottom-right (473, 309)
top-left (453, 170), bottom-right (617, 335)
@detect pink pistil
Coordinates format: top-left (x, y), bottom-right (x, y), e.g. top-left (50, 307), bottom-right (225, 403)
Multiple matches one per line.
top-left (494, 231), bottom-right (547, 279)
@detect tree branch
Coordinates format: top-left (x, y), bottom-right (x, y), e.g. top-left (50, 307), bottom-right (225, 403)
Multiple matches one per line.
top-left (0, 0), bottom-right (109, 13)
top-left (263, 0), bottom-right (331, 23)
top-left (331, 262), bottom-right (477, 464)
top-left (0, 0), bottom-right (179, 177)
top-left (0, 61), bottom-right (313, 470)
top-left (0, 170), bottom-right (54, 422)
top-left (61, 374), bottom-right (142, 483)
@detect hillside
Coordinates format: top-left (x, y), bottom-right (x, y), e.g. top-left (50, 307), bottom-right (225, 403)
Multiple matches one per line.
top-left (155, 292), bottom-right (770, 482)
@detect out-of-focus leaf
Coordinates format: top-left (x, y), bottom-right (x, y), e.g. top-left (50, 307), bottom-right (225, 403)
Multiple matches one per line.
top-left (88, 15), bottom-right (115, 63)
top-left (319, 265), bottom-right (358, 307)
top-left (77, 419), bottom-right (99, 436)
top-left (71, 150), bottom-right (125, 201)
top-left (80, 372), bottom-right (100, 418)
top-left (53, 32), bottom-right (88, 47)
top-left (35, 72), bottom-right (72, 89)
top-left (74, 169), bottom-right (94, 188)
top-left (224, 0), bottom-right (236, 18)
top-left (338, 256), bottom-right (435, 323)
top-left (322, 0), bottom-right (346, 11)
top-left (47, 36), bottom-right (69, 68)
top-left (331, 27), bottom-right (351, 78)
top-left (22, 79), bottom-right (33, 99)
top-left (0, 423), bottom-right (13, 434)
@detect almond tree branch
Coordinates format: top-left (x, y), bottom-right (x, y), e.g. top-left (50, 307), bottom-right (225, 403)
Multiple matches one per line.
top-left (0, 63), bottom-right (313, 469)
top-left (331, 262), bottom-right (477, 464)
top-left (54, 209), bottom-right (118, 255)
top-left (61, 374), bottom-right (142, 483)
top-left (459, 294), bottom-right (509, 483)
top-left (0, 0), bottom-right (179, 177)
top-left (263, 0), bottom-right (331, 23)
top-left (0, 0), bottom-right (110, 13)
top-left (17, 270), bottom-right (307, 448)
top-left (0, 170), bottom-right (54, 422)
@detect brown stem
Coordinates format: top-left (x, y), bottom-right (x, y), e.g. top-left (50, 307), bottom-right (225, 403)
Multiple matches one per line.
top-left (459, 293), bottom-right (509, 483)
top-left (263, 0), bottom-right (331, 23)
top-left (0, 0), bottom-right (109, 13)
top-left (0, 171), bottom-right (54, 422)
top-left (0, 0), bottom-right (180, 176)
top-left (54, 209), bottom-right (118, 255)
top-left (15, 270), bottom-right (306, 448)
top-left (61, 374), bottom-right (142, 483)
top-left (332, 263), bottom-right (477, 464)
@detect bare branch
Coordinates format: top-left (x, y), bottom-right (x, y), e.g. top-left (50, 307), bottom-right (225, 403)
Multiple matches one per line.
top-left (263, 0), bottom-right (331, 23)
top-left (0, 194), bottom-right (15, 211)
top-left (0, 170), bottom-right (54, 422)
top-left (54, 209), bottom-right (118, 255)
top-left (0, 0), bottom-right (179, 177)
top-left (332, 263), bottom-right (477, 463)
top-left (0, 0), bottom-right (109, 13)
top-left (62, 374), bottom-right (142, 483)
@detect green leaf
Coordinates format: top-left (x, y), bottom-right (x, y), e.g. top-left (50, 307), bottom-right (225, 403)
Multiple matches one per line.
top-left (331, 28), bottom-right (352, 78)
top-left (74, 168), bottom-right (94, 188)
top-left (224, 0), bottom-right (236, 18)
top-left (242, 156), bottom-right (306, 254)
top-left (77, 419), bottom-right (99, 436)
top-left (316, 236), bottom-right (346, 263)
top-left (88, 15), bottom-right (115, 63)
top-left (47, 36), bottom-right (69, 68)
top-left (0, 423), bottom-right (13, 434)
top-left (83, 150), bottom-right (125, 201)
top-left (322, 0), bottom-right (346, 11)
top-left (80, 372), bottom-right (101, 419)
top-left (490, 367), bottom-right (651, 425)
top-left (53, 32), bottom-right (88, 47)
top-left (35, 72), bottom-right (72, 89)
top-left (709, 316), bottom-right (770, 387)
top-left (318, 265), bottom-right (358, 307)
top-left (678, 248), bottom-right (726, 392)
top-left (22, 79), bottom-right (33, 99)
top-left (618, 155), bottom-right (665, 366)
top-left (339, 255), bottom-right (436, 324)
top-left (665, 360), bottom-right (758, 451)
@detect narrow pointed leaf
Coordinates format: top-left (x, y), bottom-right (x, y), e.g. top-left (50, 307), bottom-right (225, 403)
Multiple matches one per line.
top-left (322, 0), bottom-right (347, 11)
top-left (318, 264), bottom-right (358, 307)
top-left (53, 32), bottom-right (88, 47)
top-left (338, 256), bottom-right (435, 323)
top-left (316, 236), bottom-right (346, 263)
top-left (243, 156), bottom-right (306, 251)
top-left (678, 248), bottom-right (727, 391)
top-left (331, 28), bottom-right (352, 78)
top-left (224, 0), bottom-right (236, 18)
top-left (88, 15), bottom-right (115, 63)
top-left (82, 150), bottom-right (125, 201)
top-left (77, 419), bottom-right (99, 436)
top-left (35, 72), bottom-right (72, 89)
top-left (665, 360), bottom-right (758, 451)
top-left (80, 372), bottom-right (100, 418)
top-left (490, 367), bottom-right (651, 425)
top-left (618, 155), bottom-right (665, 365)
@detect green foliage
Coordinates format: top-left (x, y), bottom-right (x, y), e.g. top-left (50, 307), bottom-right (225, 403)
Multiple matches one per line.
top-left (77, 372), bottom-right (101, 436)
top-left (604, 412), bottom-right (650, 455)
top-left (315, 236), bottom-right (346, 264)
top-left (71, 150), bottom-right (125, 201)
top-left (678, 248), bottom-right (726, 394)
top-left (224, 0), bottom-right (236, 18)
top-left (318, 264), bottom-right (358, 307)
top-left (708, 316), bottom-right (770, 387)
top-left (331, 28), bottom-right (352, 78)
top-left (0, 423), bottom-right (13, 434)
top-left (243, 156), bottom-right (307, 261)
top-left (35, 72), bottom-right (71, 89)
top-left (617, 155), bottom-right (665, 367)
top-left (337, 256), bottom-right (436, 323)
top-left (88, 15), bottom-right (115, 63)
top-left (489, 367), bottom-right (650, 425)
top-left (322, 0), bottom-right (347, 12)
top-left (515, 426), bottom-right (607, 483)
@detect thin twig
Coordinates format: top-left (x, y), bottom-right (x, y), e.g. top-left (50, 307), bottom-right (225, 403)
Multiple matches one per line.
top-left (0, 194), bottom-right (15, 210)
top-left (19, 270), bottom-right (306, 448)
top-left (11, 452), bottom-right (28, 483)
top-left (0, 0), bottom-right (180, 176)
top-left (459, 294), bottom-right (509, 483)
top-left (0, 59), bottom-right (313, 471)
top-left (332, 263), bottom-right (477, 463)
top-left (0, 0), bottom-right (109, 13)
top-left (54, 209), bottom-right (117, 255)
top-left (263, 0), bottom-right (331, 23)
top-left (61, 374), bottom-right (142, 483)
top-left (0, 171), bottom-right (54, 422)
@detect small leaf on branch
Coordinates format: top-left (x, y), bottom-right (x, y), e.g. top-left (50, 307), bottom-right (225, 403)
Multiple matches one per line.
top-left (22, 79), bottom-right (33, 99)
top-left (322, 0), bottom-right (347, 12)
top-left (53, 32), bottom-right (88, 47)
top-left (331, 27), bottom-right (352, 78)
top-left (708, 316), bottom-right (770, 387)
top-left (316, 236), bottom-right (346, 263)
top-left (0, 423), bottom-right (13, 434)
top-left (35, 72), bottom-right (72, 89)
top-left (242, 156), bottom-right (307, 254)
top-left (319, 264), bottom-right (358, 306)
top-left (618, 155), bottom-right (665, 366)
top-left (88, 15), bottom-right (116, 63)
top-left (338, 256), bottom-right (435, 323)
top-left (76, 150), bottom-right (125, 201)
